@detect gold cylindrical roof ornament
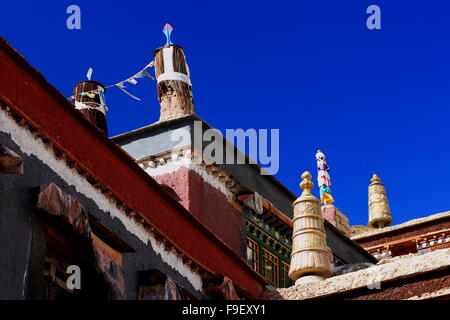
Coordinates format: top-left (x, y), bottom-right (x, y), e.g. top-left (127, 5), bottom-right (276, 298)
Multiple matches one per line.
top-left (153, 24), bottom-right (194, 121)
top-left (368, 174), bottom-right (392, 228)
top-left (289, 171), bottom-right (333, 285)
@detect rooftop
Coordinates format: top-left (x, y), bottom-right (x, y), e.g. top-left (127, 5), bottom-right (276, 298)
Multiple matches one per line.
top-left (352, 210), bottom-right (450, 240)
top-left (264, 247), bottom-right (450, 300)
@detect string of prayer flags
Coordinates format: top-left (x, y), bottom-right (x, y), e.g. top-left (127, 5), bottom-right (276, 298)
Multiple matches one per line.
top-left (69, 60), bottom-right (155, 101)
top-left (68, 24), bottom-right (169, 102)
top-left (316, 150), bottom-right (335, 205)
top-left (115, 83), bottom-right (141, 101)
top-left (143, 69), bottom-right (154, 80)
top-left (112, 61), bottom-right (155, 100)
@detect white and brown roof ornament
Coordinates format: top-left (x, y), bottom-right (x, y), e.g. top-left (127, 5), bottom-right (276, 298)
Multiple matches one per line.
top-left (72, 75), bottom-right (108, 135)
top-left (289, 171), bottom-right (333, 285)
top-left (154, 24), bottom-right (194, 121)
top-left (368, 174), bottom-right (392, 228)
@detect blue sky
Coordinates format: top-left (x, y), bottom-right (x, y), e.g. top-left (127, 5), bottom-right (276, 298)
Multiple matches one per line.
top-left (1, 1), bottom-right (449, 226)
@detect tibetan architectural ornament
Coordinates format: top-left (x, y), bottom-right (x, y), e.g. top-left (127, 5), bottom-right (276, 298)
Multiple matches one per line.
top-left (316, 150), bottom-right (334, 205)
top-left (289, 171), bottom-right (333, 285)
top-left (368, 174), bottom-right (392, 228)
top-left (153, 24), bottom-right (194, 121)
top-left (72, 80), bottom-right (108, 135)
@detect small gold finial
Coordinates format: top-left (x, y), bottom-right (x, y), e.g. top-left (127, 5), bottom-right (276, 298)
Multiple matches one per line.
top-left (300, 171), bottom-right (314, 192)
top-left (371, 174), bottom-right (381, 183)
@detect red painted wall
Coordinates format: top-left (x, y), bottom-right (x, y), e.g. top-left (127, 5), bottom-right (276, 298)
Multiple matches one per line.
top-left (154, 167), bottom-right (244, 256)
